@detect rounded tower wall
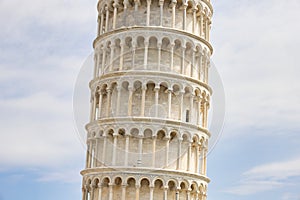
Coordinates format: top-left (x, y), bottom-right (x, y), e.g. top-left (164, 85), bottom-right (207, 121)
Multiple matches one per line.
top-left (81, 0), bottom-right (213, 199)
top-left (97, 0), bottom-right (212, 39)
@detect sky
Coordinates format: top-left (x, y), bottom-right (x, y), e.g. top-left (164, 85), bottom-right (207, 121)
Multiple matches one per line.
top-left (0, 0), bottom-right (300, 200)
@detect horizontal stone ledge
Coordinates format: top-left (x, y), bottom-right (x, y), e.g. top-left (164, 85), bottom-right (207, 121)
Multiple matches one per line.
top-left (89, 70), bottom-right (213, 94)
top-left (85, 117), bottom-right (211, 137)
top-left (93, 26), bottom-right (213, 54)
top-left (80, 166), bottom-right (210, 183)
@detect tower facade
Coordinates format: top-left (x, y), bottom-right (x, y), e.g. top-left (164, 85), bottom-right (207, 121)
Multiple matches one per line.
top-left (81, 0), bottom-right (213, 199)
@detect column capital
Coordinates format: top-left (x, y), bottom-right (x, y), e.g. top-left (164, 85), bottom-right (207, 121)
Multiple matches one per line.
top-left (113, 2), bottom-right (119, 8)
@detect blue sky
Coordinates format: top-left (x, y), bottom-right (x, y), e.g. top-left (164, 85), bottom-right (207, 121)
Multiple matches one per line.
top-left (0, 0), bottom-right (300, 200)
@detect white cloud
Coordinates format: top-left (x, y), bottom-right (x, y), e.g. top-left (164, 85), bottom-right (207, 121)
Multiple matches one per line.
top-left (36, 169), bottom-right (81, 183)
top-left (0, 0), bottom-right (95, 169)
top-left (224, 157), bottom-right (300, 195)
top-left (211, 0), bottom-right (300, 136)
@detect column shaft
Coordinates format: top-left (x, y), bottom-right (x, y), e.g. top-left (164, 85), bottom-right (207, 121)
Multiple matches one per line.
top-left (116, 87), bottom-right (122, 116)
top-left (112, 135), bottom-right (118, 165)
top-left (97, 93), bottom-right (103, 119)
top-left (165, 138), bottom-right (169, 167)
top-left (106, 89), bottom-right (111, 117)
top-left (100, 13), bottom-right (104, 34)
top-left (144, 42), bottom-right (149, 69)
top-left (119, 42), bottom-right (124, 70)
top-left (154, 87), bottom-right (159, 117)
top-left (167, 90), bottom-right (172, 119)
top-left (146, 0), bottom-right (151, 26)
top-left (108, 184), bottom-right (113, 200)
top-left (157, 43), bottom-right (162, 70)
top-left (112, 3), bottom-right (118, 29)
top-left (141, 86), bottom-right (147, 116)
top-left (152, 137), bottom-right (156, 167)
top-left (159, 2), bottom-right (163, 26)
top-left (172, 1), bottom-right (176, 28)
top-left (105, 7), bottom-right (109, 32)
top-left (128, 88), bottom-right (133, 116)
top-left (102, 136), bottom-right (107, 166)
top-left (124, 135), bottom-right (129, 166)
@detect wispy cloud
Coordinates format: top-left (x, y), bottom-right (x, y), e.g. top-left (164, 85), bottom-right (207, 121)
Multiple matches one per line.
top-left (36, 169), bottom-right (81, 184)
top-left (0, 0), bottom-right (95, 168)
top-left (224, 157), bottom-right (300, 195)
top-left (212, 0), bottom-right (300, 137)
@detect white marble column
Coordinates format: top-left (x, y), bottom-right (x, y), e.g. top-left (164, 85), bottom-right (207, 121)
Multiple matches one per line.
top-left (191, 48), bottom-right (196, 77)
top-left (131, 43), bottom-right (136, 69)
top-left (108, 184), bottom-right (113, 200)
top-left (116, 86), bottom-right (122, 116)
top-left (112, 3), bottom-right (119, 29)
top-left (199, 52), bottom-right (203, 80)
top-left (109, 44), bottom-right (115, 72)
top-left (197, 97), bottom-right (201, 126)
top-left (187, 189), bottom-right (191, 200)
top-left (167, 89), bottom-right (172, 118)
top-left (105, 6), bottom-right (109, 32)
top-left (97, 184), bottom-right (102, 200)
top-left (89, 95), bottom-right (94, 121)
top-left (85, 142), bottom-right (90, 168)
top-left (183, 3), bottom-right (188, 30)
top-left (199, 11), bottom-right (204, 37)
top-left (189, 94), bottom-right (194, 123)
top-left (154, 86), bottom-right (159, 117)
top-left (102, 135), bottom-right (107, 166)
top-left (170, 43), bottom-right (175, 71)
top-left (101, 46), bottom-right (107, 73)
top-left (144, 41), bottom-right (149, 69)
top-left (134, 0), bottom-right (139, 25)
top-left (192, 8), bottom-right (197, 34)
top-left (149, 186), bottom-right (154, 200)
top-left (204, 148), bottom-right (207, 175)
top-left (106, 88), bottom-right (112, 117)
top-left (157, 42), bottom-right (162, 70)
top-left (171, 0), bottom-right (177, 28)
top-left (121, 185), bottom-right (127, 200)
top-left (88, 141), bottom-right (93, 168)
top-left (93, 54), bottom-right (98, 78)
top-left (137, 136), bottom-right (143, 166)
top-left (100, 11), bottom-right (104, 35)
top-left (122, 1), bottom-right (127, 26)
top-left (152, 136), bottom-right (156, 167)
top-left (181, 46), bottom-right (186, 74)
top-left (124, 134), bottom-right (130, 166)
top-left (177, 138), bottom-right (182, 170)
top-left (140, 84), bottom-right (147, 116)
top-left (146, 0), bottom-right (151, 26)
top-left (205, 58), bottom-right (209, 84)
top-left (179, 90), bottom-right (184, 121)
top-left (119, 41), bottom-right (124, 70)
top-left (128, 86), bottom-right (133, 116)
top-left (165, 137), bottom-right (170, 167)
top-left (187, 142), bottom-right (192, 171)
top-left (90, 185), bottom-right (95, 200)
top-left (195, 144), bottom-right (199, 173)
top-left (94, 136), bottom-right (100, 167)
top-left (97, 91), bottom-right (103, 119)
top-left (112, 133), bottom-right (118, 165)
top-left (163, 186), bottom-right (168, 200)
top-left (135, 185), bottom-right (140, 200)
top-left (159, 0), bottom-right (164, 26)
top-left (175, 188), bottom-right (180, 200)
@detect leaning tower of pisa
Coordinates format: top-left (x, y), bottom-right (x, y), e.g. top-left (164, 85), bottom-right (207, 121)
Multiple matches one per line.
top-left (81, 0), bottom-right (213, 199)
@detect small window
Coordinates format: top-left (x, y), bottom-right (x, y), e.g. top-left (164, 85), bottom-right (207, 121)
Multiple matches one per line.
top-left (186, 110), bottom-right (190, 122)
